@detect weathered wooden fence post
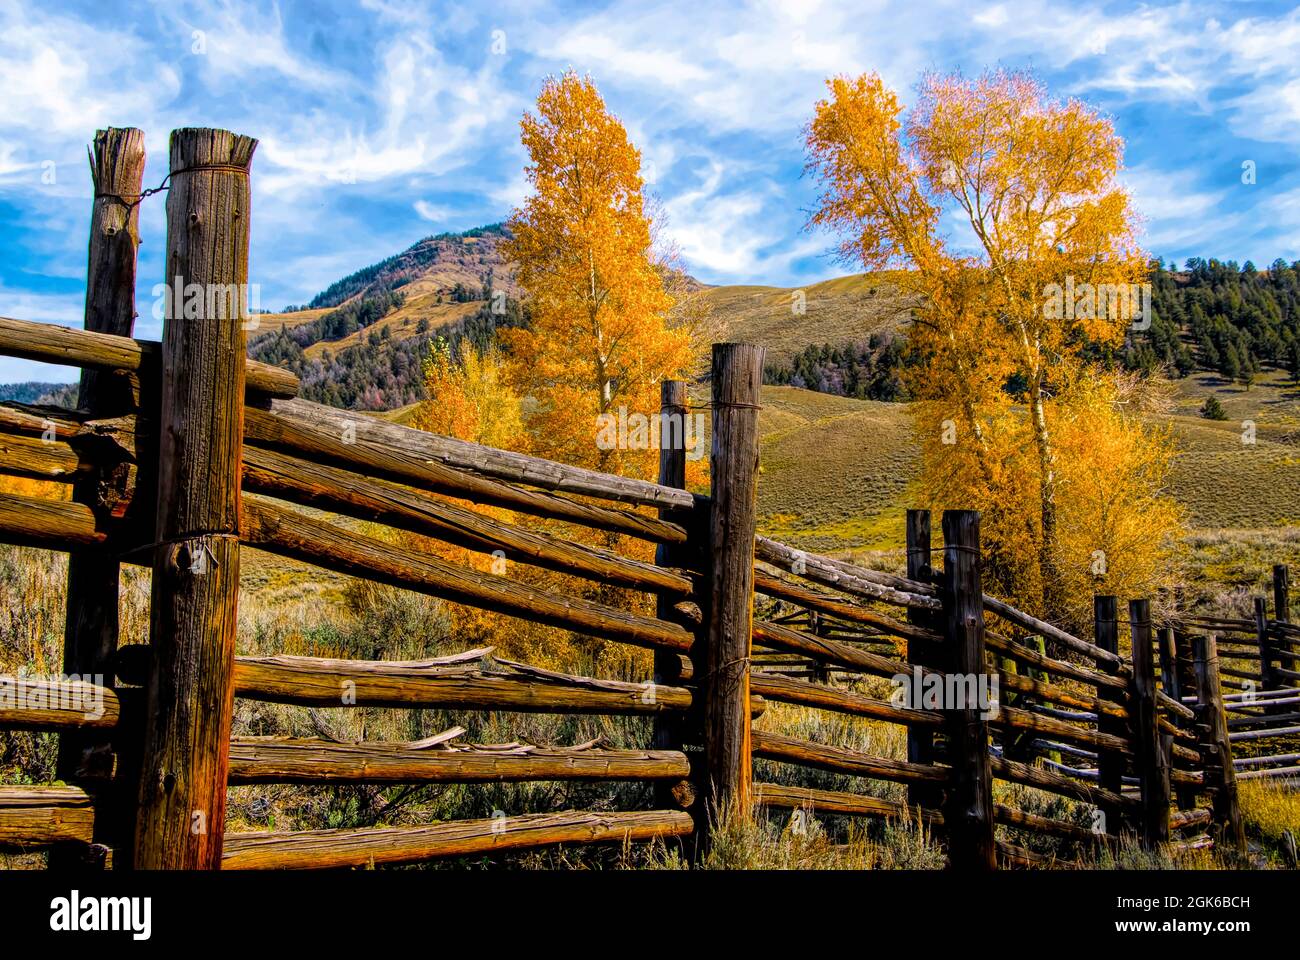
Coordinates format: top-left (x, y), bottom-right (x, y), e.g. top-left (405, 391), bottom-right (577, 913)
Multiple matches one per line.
top-left (941, 509), bottom-right (995, 870)
top-left (134, 128), bottom-right (257, 869)
top-left (653, 379), bottom-right (691, 813)
top-left (1254, 596), bottom-right (1280, 704)
top-left (1159, 626), bottom-right (1197, 810)
top-left (1192, 633), bottom-right (1245, 854)
top-left (704, 343), bottom-right (764, 828)
top-left (1093, 595), bottom-right (1125, 837)
top-left (53, 127), bottom-right (146, 869)
top-left (905, 509), bottom-right (942, 811)
top-left (1274, 564), bottom-right (1291, 624)
top-left (1129, 598), bottom-right (1169, 848)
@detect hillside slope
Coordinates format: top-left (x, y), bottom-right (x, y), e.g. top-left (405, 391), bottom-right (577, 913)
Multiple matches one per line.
top-left (701, 273), bottom-right (917, 364)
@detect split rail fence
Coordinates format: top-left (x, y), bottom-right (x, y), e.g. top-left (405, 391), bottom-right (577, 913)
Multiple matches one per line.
top-left (0, 126), bottom-right (1291, 870)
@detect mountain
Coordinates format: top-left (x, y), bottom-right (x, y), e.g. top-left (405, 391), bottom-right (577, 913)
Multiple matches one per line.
top-left (251, 225), bottom-right (526, 409)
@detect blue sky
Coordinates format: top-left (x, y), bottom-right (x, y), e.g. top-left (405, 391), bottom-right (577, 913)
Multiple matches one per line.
top-left (3, 0), bottom-right (1300, 382)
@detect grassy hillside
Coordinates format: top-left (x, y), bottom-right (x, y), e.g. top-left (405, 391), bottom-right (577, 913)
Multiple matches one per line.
top-left (700, 273), bottom-right (917, 365)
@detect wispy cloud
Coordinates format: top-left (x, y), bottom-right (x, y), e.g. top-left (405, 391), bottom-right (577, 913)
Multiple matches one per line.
top-left (1, 0), bottom-right (1299, 383)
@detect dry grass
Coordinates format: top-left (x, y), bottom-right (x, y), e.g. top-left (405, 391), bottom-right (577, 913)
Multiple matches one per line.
top-left (699, 272), bottom-right (918, 365)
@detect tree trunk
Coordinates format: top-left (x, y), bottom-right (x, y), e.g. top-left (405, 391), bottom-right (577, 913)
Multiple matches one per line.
top-left (1028, 373), bottom-right (1059, 618)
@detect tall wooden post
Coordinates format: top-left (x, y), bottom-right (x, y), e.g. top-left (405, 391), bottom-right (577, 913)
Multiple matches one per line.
top-left (941, 510), bottom-right (995, 870)
top-left (704, 343), bottom-right (764, 825)
top-left (653, 380), bottom-right (690, 811)
top-left (1159, 626), bottom-right (1196, 810)
top-left (905, 509), bottom-right (942, 810)
top-left (807, 609), bottom-right (831, 684)
top-left (1275, 565), bottom-right (1294, 703)
top-left (53, 127), bottom-right (146, 869)
top-left (1254, 596), bottom-right (1280, 699)
top-left (1192, 633), bottom-right (1245, 854)
top-left (1093, 595), bottom-right (1125, 837)
top-left (134, 128), bottom-right (256, 869)
top-left (1129, 599), bottom-right (1169, 848)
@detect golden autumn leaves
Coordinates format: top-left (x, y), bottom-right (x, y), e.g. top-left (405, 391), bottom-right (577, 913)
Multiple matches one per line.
top-left (409, 66), bottom-right (1178, 645)
top-left (806, 69), bottom-right (1177, 629)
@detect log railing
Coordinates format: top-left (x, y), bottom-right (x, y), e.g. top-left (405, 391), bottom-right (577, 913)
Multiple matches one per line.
top-left (0, 124), bottom-right (1286, 871)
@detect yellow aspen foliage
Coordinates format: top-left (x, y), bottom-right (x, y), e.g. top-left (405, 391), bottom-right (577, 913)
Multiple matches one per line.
top-left (806, 69), bottom-right (1179, 628)
top-left (410, 338), bottom-right (523, 449)
top-left (407, 335), bottom-right (643, 673)
top-left (501, 71), bottom-right (694, 481)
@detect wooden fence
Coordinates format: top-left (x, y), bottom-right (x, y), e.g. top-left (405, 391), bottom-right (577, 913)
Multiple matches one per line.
top-left (0, 125), bottom-right (1293, 870)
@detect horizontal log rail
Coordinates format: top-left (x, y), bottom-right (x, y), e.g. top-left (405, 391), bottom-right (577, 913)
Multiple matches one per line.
top-left (1157, 691), bottom-right (1197, 722)
top-left (984, 595), bottom-right (1125, 670)
top-left (992, 803), bottom-right (1106, 845)
top-left (753, 537), bottom-right (940, 610)
top-left (986, 631), bottom-right (1126, 692)
top-left (0, 786), bottom-right (96, 847)
top-left (753, 572), bottom-right (941, 646)
top-left (1230, 725), bottom-right (1300, 742)
top-left (0, 314), bottom-right (297, 398)
top-left (0, 491), bottom-right (114, 552)
top-left (241, 496), bottom-right (695, 654)
top-left (1229, 711), bottom-right (1300, 729)
top-left (752, 730), bottom-right (949, 785)
top-left (232, 652), bottom-right (694, 714)
top-left (227, 738), bottom-right (691, 784)
top-left (0, 675), bottom-right (120, 731)
top-left (242, 445), bottom-right (693, 597)
top-left (222, 809), bottom-right (693, 869)
top-left (268, 397), bottom-right (700, 512)
top-left (749, 672), bottom-right (943, 728)
top-left (1236, 764), bottom-right (1300, 780)
top-left (753, 618), bottom-right (925, 681)
top-left (756, 538), bottom-right (939, 597)
top-left (1235, 752), bottom-right (1300, 767)
top-left (755, 781), bottom-right (1099, 847)
top-left (246, 406), bottom-right (687, 546)
top-left (991, 704), bottom-right (1131, 755)
top-left (996, 670), bottom-right (1129, 722)
top-left (754, 782), bottom-right (941, 823)
top-left (1170, 808), bottom-right (1212, 830)
top-left (990, 755), bottom-right (1137, 812)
